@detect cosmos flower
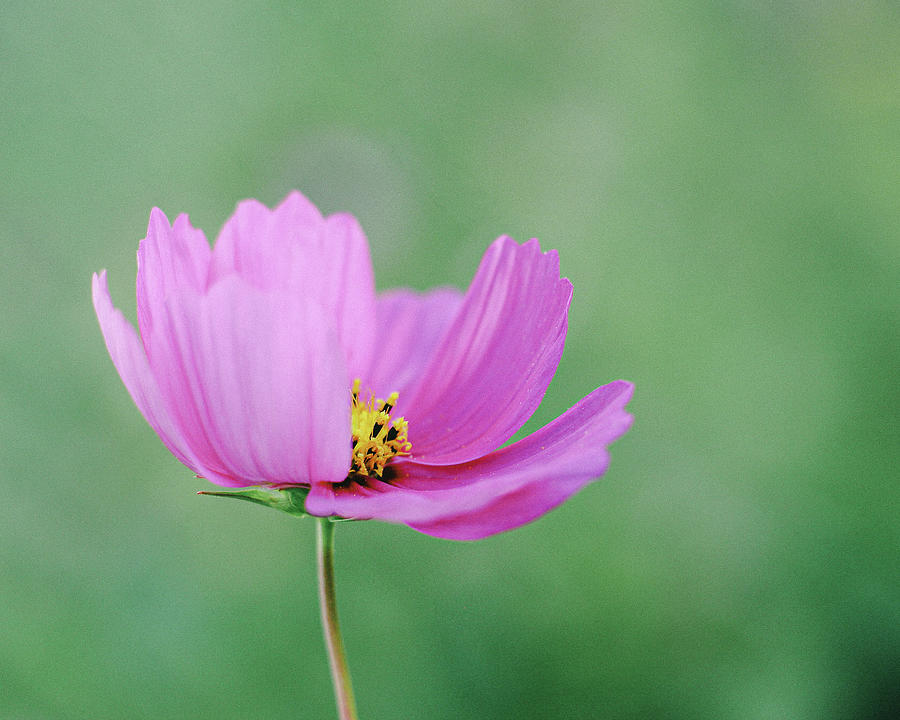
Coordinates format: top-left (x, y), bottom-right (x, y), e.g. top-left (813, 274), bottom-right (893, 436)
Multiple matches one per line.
top-left (92, 192), bottom-right (633, 540)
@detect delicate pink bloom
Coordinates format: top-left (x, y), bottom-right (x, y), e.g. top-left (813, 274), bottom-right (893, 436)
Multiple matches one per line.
top-left (93, 192), bottom-right (633, 540)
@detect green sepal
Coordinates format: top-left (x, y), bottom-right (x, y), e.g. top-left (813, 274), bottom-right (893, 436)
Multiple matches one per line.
top-left (197, 485), bottom-right (311, 518)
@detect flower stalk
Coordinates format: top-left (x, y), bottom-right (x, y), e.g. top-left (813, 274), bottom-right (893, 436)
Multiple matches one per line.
top-left (317, 517), bottom-right (358, 720)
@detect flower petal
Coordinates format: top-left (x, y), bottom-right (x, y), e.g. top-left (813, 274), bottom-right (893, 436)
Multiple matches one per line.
top-left (136, 208), bottom-right (212, 341)
top-left (403, 236), bottom-right (573, 464)
top-left (362, 287), bottom-right (464, 401)
top-left (305, 381), bottom-right (633, 539)
top-left (92, 270), bottom-right (217, 481)
top-left (207, 192), bottom-right (376, 379)
top-left (142, 274), bottom-right (351, 487)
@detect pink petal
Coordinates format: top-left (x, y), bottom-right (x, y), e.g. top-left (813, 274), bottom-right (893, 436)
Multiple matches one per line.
top-left (207, 192), bottom-right (376, 379)
top-left (92, 270), bottom-right (222, 482)
top-left (142, 274), bottom-right (351, 487)
top-left (305, 381), bottom-right (633, 539)
top-left (362, 287), bottom-right (464, 403)
top-left (402, 236), bottom-right (573, 464)
top-left (136, 208), bottom-right (212, 342)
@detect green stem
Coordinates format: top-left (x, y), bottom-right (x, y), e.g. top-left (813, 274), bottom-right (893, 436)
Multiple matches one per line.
top-left (317, 518), bottom-right (358, 720)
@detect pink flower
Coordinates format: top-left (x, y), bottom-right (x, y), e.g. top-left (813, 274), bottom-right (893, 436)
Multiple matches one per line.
top-left (93, 192), bottom-right (633, 540)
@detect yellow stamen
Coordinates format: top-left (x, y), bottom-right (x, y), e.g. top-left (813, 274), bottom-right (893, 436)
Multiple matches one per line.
top-left (349, 378), bottom-right (411, 478)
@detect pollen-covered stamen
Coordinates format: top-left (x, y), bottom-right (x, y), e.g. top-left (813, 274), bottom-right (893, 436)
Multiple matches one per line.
top-left (349, 379), bottom-right (411, 478)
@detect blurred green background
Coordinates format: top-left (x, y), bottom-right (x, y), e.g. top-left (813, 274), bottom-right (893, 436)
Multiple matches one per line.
top-left (2, 1), bottom-right (897, 718)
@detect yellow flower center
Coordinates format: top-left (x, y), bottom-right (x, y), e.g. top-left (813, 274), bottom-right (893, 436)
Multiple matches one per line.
top-left (349, 379), bottom-right (411, 478)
